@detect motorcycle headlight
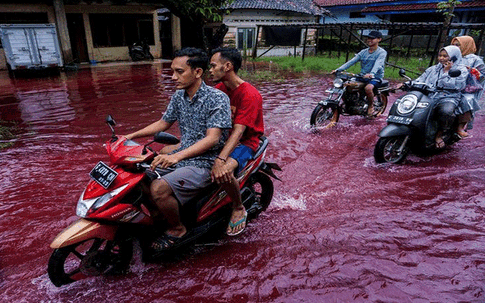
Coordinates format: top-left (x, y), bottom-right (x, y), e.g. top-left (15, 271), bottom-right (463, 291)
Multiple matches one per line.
top-left (76, 184), bottom-right (128, 217)
top-left (333, 78), bottom-right (344, 88)
top-left (397, 95), bottom-right (418, 115)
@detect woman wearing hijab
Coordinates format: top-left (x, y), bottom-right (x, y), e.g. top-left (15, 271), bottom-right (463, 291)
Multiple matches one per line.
top-left (451, 35), bottom-right (484, 137)
top-left (414, 45), bottom-right (468, 148)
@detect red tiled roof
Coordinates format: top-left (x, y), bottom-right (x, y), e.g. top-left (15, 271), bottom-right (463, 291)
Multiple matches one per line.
top-left (361, 0), bottom-right (485, 12)
top-left (313, 0), bottom-right (395, 7)
top-left (227, 0), bottom-right (327, 15)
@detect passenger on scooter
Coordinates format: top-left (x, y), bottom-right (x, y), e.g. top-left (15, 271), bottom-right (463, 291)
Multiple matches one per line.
top-left (413, 45), bottom-right (469, 149)
top-left (209, 47), bottom-right (264, 236)
top-left (331, 30), bottom-right (387, 118)
top-left (450, 36), bottom-right (484, 137)
top-left (125, 47), bottom-right (232, 251)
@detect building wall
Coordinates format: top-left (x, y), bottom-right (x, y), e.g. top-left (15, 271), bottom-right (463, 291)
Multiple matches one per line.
top-left (64, 4), bottom-right (160, 63)
top-left (323, 7), bottom-right (383, 24)
top-left (223, 9), bottom-right (318, 50)
top-left (0, 3), bottom-right (161, 69)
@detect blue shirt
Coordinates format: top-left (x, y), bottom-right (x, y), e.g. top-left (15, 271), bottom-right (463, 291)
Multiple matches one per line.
top-left (337, 47), bottom-right (387, 79)
top-left (163, 81), bottom-right (232, 169)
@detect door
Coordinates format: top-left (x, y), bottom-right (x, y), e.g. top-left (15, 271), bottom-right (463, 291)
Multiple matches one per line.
top-left (237, 28), bottom-right (255, 50)
top-left (66, 14), bottom-right (89, 63)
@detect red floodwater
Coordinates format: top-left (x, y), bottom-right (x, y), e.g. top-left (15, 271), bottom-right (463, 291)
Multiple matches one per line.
top-left (1, 62), bottom-right (485, 302)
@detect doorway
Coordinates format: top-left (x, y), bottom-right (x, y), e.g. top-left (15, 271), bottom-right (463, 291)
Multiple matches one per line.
top-left (66, 14), bottom-right (89, 63)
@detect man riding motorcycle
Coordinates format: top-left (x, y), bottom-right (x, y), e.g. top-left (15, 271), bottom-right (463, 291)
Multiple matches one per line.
top-left (125, 47), bottom-right (232, 253)
top-left (331, 30), bottom-right (387, 118)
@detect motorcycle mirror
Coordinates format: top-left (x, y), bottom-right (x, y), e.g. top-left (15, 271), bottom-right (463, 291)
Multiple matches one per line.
top-left (106, 115), bottom-right (116, 140)
top-left (154, 132), bottom-right (180, 145)
top-left (399, 68), bottom-right (406, 77)
top-left (106, 115), bottom-right (116, 126)
top-left (449, 69), bottom-right (461, 77)
top-left (141, 132), bottom-right (180, 155)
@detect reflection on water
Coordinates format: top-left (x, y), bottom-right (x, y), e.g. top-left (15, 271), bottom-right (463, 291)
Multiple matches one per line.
top-left (1, 63), bottom-right (485, 302)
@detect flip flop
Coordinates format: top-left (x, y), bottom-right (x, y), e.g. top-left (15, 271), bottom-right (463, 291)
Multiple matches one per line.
top-left (435, 138), bottom-right (446, 149)
top-left (457, 131), bottom-right (472, 139)
top-left (226, 209), bottom-right (247, 236)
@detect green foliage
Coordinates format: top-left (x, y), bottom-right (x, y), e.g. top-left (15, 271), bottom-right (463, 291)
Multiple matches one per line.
top-left (161, 0), bottom-right (234, 23)
top-left (436, 0), bottom-right (461, 18)
top-left (0, 120), bottom-right (18, 150)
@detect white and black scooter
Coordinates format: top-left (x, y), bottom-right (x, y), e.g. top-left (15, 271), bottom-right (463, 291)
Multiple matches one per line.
top-left (374, 69), bottom-right (463, 164)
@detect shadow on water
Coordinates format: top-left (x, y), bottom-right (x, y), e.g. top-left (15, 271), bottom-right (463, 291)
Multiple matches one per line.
top-left (1, 63), bottom-right (485, 302)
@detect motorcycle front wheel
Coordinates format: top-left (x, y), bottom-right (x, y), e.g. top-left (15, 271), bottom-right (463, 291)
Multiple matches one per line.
top-left (375, 94), bottom-right (388, 116)
top-left (374, 136), bottom-right (409, 164)
top-left (48, 238), bottom-right (133, 287)
top-left (244, 172), bottom-right (274, 220)
top-left (310, 104), bottom-right (339, 128)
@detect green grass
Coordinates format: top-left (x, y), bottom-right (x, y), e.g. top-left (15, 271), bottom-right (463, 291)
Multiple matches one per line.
top-left (244, 54), bottom-right (432, 81)
top-left (0, 120), bottom-right (18, 150)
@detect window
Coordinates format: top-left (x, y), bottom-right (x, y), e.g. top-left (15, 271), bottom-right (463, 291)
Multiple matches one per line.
top-left (237, 28), bottom-right (255, 50)
top-left (89, 14), bottom-right (154, 47)
top-left (349, 12), bottom-right (364, 19)
top-left (0, 12), bottom-right (48, 24)
top-left (0, 12), bottom-right (49, 48)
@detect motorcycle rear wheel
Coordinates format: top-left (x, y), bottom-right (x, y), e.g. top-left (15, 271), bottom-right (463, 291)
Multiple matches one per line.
top-left (374, 136), bottom-right (409, 164)
top-left (310, 104), bottom-right (339, 128)
top-left (244, 172), bottom-right (274, 220)
top-left (48, 238), bottom-right (132, 287)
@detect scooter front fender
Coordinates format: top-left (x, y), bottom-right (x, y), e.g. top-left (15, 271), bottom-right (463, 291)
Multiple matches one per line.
top-left (50, 218), bottom-right (118, 249)
top-left (378, 123), bottom-right (412, 138)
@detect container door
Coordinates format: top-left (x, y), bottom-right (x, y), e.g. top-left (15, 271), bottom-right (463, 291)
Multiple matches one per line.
top-left (2, 28), bottom-right (35, 68)
top-left (33, 27), bottom-right (62, 66)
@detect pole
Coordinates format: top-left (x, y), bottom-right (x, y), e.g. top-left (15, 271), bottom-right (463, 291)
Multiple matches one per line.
top-left (302, 26), bottom-right (308, 61)
top-left (345, 24), bottom-right (353, 62)
top-left (252, 25), bottom-right (260, 59)
top-left (52, 0), bottom-right (73, 64)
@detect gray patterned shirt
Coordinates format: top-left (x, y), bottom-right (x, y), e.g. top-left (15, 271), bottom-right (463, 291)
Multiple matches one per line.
top-left (162, 81), bottom-right (232, 169)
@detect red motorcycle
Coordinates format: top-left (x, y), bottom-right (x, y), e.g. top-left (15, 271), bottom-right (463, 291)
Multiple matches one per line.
top-left (48, 115), bottom-right (280, 287)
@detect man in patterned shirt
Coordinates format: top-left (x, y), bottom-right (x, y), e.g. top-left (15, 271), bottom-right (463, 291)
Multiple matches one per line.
top-left (126, 47), bottom-right (232, 251)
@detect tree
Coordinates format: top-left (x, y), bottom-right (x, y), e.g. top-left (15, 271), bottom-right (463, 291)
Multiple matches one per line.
top-left (436, 0), bottom-right (461, 51)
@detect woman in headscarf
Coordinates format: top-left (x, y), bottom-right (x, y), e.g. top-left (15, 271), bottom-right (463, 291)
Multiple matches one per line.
top-left (414, 45), bottom-right (468, 148)
top-left (451, 35), bottom-right (484, 137)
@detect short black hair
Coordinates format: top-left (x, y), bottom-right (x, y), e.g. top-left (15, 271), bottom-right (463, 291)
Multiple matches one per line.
top-left (212, 47), bottom-right (242, 73)
top-left (173, 47), bottom-right (209, 71)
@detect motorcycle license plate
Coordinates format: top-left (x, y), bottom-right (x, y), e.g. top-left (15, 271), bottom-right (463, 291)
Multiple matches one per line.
top-left (387, 115), bottom-right (413, 125)
top-left (89, 161), bottom-right (118, 189)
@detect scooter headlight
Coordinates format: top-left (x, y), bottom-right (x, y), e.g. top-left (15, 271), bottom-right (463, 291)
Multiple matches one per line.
top-left (76, 184), bottom-right (128, 217)
top-left (333, 78), bottom-right (344, 88)
top-left (397, 95), bottom-right (418, 115)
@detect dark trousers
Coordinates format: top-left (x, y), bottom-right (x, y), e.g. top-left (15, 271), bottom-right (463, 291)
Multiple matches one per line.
top-left (434, 99), bottom-right (457, 131)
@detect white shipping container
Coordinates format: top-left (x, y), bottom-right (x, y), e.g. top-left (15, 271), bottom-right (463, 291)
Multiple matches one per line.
top-left (0, 23), bottom-right (63, 73)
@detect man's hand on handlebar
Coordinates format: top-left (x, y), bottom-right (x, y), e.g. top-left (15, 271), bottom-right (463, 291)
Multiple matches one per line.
top-left (150, 153), bottom-right (181, 170)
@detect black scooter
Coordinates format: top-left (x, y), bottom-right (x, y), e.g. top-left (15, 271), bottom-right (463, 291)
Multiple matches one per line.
top-left (128, 40), bottom-right (154, 61)
top-left (374, 69), bottom-right (462, 164)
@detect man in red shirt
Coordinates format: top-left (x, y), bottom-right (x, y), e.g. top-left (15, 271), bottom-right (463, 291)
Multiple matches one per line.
top-left (209, 47), bottom-right (264, 236)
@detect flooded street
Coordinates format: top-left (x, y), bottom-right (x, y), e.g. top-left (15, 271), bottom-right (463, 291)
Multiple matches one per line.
top-left (1, 62), bottom-right (485, 302)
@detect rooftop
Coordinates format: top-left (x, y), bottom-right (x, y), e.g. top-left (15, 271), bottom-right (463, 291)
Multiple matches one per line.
top-left (313, 0), bottom-right (395, 7)
top-left (361, 0), bottom-right (485, 13)
top-left (226, 0), bottom-right (328, 15)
